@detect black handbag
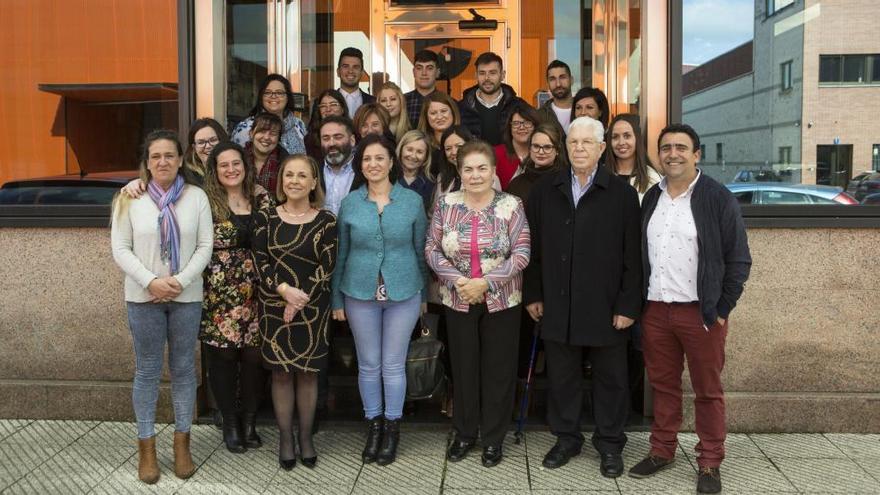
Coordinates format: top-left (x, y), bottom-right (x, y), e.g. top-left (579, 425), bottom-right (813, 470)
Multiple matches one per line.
top-left (405, 313), bottom-right (447, 401)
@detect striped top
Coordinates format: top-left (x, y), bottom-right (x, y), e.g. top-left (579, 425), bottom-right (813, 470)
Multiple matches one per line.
top-left (426, 190), bottom-right (530, 313)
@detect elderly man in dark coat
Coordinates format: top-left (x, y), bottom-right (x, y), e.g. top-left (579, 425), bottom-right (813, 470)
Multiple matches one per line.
top-left (524, 116), bottom-right (642, 478)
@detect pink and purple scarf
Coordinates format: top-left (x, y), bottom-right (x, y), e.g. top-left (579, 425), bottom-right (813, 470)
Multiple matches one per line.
top-left (148, 174), bottom-right (185, 274)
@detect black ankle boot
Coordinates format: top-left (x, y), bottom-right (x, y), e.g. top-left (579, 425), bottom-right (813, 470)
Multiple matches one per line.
top-left (376, 418), bottom-right (400, 466)
top-left (362, 416), bottom-right (383, 463)
top-left (242, 412), bottom-right (262, 449)
top-left (222, 413), bottom-right (247, 453)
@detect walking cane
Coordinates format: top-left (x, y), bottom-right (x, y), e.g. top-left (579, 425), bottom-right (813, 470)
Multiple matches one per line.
top-left (514, 320), bottom-right (541, 444)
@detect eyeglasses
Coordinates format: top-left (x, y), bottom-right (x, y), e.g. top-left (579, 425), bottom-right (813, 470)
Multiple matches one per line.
top-left (263, 90), bottom-right (287, 99)
top-left (319, 102), bottom-right (341, 110)
top-left (195, 137), bottom-right (220, 149)
top-left (530, 143), bottom-right (555, 154)
top-left (511, 120), bottom-right (534, 130)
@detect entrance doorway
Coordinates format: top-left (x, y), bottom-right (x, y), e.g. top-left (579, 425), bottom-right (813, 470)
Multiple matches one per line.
top-left (816, 144), bottom-right (853, 188)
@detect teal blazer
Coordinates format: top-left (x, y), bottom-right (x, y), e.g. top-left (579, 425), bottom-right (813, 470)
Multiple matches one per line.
top-left (331, 182), bottom-right (428, 309)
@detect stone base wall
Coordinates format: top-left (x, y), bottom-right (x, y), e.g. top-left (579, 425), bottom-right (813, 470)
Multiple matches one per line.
top-left (0, 227), bottom-right (878, 432)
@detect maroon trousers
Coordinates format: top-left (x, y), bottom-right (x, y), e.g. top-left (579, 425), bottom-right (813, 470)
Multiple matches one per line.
top-left (642, 301), bottom-right (728, 468)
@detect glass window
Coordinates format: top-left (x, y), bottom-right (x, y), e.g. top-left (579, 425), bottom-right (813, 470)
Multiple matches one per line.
top-left (762, 191), bottom-right (810, 204)
top-left (819, 55), bottom-right (842, 83)
top-left (842, 55), bottom-right (866, 83)
top-left (780, 60), bottom-right (792, 91)
top-left (871, 55), bottom-right (880, 83)
top-left (873, 145), bottom-right (880, 171)
top-left (681, 2), bottom-right (874, 206)
top-left (226, 0), bottom-right (269, 129)
top-left (733, 190), bottom-right (754, 205)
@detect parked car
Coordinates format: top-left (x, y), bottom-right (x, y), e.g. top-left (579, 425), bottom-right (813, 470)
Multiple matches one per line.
top-left (0, 171), bottom-right (138, 205)
top-left (862, 192), bottom-right (880, 205)
top-left (731, 169), bottom-right (784, 183)
top-left (726, 183), bottom-right (858, 205)
top-left (849, 171), bottom-right (880, 202)
top-left (846, 171), bottom-right (873, 198)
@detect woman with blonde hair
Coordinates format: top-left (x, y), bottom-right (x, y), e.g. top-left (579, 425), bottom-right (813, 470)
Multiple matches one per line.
top-left (254, 154), bottom-right (337, 470)
top-left (111, 130), bottom-right (213, 484)
top-left (379, 81), bottom-right (411, 142)
top-left (395, 129), bottom-right (434, 212)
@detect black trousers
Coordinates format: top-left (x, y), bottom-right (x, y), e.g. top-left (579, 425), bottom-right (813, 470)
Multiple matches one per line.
top-left (445, 304), bottom-right (520, 447)
top-left (544, 339), bottom-right (629, 454)
top-left (204, 345), bottom-right (264, 417)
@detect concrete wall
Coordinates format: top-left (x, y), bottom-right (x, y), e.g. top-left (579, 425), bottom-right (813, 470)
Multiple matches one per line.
top-left (0, 227), bottom-right (878, 432)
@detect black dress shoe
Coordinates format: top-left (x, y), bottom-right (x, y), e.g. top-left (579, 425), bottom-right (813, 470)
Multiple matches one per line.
top-left (222, 414), bottom-right (247, 454)
top-left (542, 443), bottom-right (581, 469)
top-left (362, 417), bottom-right (384, 464)
top-left (599, 453), bottom-right (624, 478)
top-left (696, 466), bottom-right (722, 494)
top-left (279, 455), bottom-right (296, 470)
top-left (446, 438), bottom-right (476, 462)
top-left (376, 418), bottom-right (400, 466)
top-left (628, 454), bottom-right (675, 478)
top-left (481, 445), bottom-right (503, 468)
top-left (300, 455), bottom-right (317, 469)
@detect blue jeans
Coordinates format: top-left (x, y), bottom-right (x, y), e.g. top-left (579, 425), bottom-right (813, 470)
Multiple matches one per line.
top-left (345, 293), bottom-right (421, 420)
top-left (127, 301), bottom-right (202, 439)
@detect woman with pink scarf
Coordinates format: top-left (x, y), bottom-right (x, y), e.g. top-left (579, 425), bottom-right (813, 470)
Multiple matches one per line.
top-left (111, 130), bottom-right (213, 485)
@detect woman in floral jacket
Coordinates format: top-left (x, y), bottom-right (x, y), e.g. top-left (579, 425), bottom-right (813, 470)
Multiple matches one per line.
top-left (425, 139), bottom-right (530, 469)
top-left (200, 141), bottom-right (273, 454)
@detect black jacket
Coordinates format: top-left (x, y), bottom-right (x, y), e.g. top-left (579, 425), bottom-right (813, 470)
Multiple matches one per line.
top-left (458, 83), bottom-right (528, 142)
top-left (640, 172), bottom-right (752, 326)
top-left (524, 166), bottom-right (642, 347)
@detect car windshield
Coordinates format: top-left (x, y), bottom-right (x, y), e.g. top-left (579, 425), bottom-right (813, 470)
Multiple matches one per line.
top-left (0, 186), bottom-right (120, 205)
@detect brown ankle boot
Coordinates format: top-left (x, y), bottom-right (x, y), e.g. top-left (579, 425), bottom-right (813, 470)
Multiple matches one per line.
top-left (173, 431), bottom-right (197, 479)
top-left (137, 436), bottom-right (160, 484)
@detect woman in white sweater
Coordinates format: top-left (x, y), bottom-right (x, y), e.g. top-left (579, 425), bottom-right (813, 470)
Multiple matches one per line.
top-left (111, 130), bottom-right (213, 485)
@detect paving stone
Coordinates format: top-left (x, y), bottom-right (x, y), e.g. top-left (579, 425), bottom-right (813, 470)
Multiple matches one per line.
top-left (313, 430), bottom-right (368, 455)
top-left (750, 433), bottom-right (848, 459)
top-left (4, 445), bottom-right (130, 494)
top-left (90, 459), bottom-right (187, 495)
top-left (0, 441), bottom-right (58, 491)
top-left (678, 432), bottom-right (765, 459)
top-left (269, 453), bottom-right (361, 485)
top-left (73, 421), bottom-right (148, 446)
top-left (266, 483), bottom-right (355, 495)
top-left (175, 481), bottom-right (265, 494)
top-left (854, 456), bottom-right (880, 483)
top-left (397, 430), bottom-right (450, 456)
top-left (352, 484), bottom-right (438, 495)
top-left (443, 454), bottom-right (529, 490)
top-left (527, 451), bottom-right (618, 492)
top-left (187, 448), bottom-right (277, 488)
top-left (532, 491), bottom-right (617, 494)
top-left (712, 457), bottom-right (798, 492)
top-left (0, 419), bottom-right (30, 441)
top-left (445, 491), bottom-right (532, 495)
top-left (774, 457), bottom-right (880, 493)
top-left (356, 454), bottom-right (443, 488)
top-left (824, 433), bottom-right (880, 457)
top-left (3, 419), bottom-right (98, 448)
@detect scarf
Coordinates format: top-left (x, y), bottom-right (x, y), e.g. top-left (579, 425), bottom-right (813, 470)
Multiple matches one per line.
top-left (148, 174), bottom-right (185, 274)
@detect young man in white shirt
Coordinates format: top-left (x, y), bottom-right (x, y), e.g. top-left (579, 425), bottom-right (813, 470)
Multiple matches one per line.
top-left (337, 47), bottom-right (374, 118)
top-left (538, 60), bottom-right (574, 135)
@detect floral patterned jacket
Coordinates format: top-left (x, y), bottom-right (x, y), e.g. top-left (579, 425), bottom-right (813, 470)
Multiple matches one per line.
top-left (425, 190), bottom-right (530, 313)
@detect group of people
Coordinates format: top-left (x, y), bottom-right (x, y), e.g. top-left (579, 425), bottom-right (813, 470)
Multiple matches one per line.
top-left (109, 47), bottom-right (751, 495)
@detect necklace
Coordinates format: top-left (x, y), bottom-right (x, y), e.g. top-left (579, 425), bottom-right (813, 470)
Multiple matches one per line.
top-left (281, 202), bottom-right (311, 218)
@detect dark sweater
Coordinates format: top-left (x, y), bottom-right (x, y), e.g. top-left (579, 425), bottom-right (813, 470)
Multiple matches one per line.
top-left (640, 172), bottom-right (752, 326)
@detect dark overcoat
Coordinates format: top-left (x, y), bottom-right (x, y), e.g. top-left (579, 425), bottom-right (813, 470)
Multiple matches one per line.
top-left (523, 165), bottom-right (642, 347)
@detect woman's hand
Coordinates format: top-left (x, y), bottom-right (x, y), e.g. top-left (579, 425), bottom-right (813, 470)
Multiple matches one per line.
top-left (278, 284), bottom-right (310, 308)
top-left (612, 314), bottom-right (634, 330)
top-left (283, 304), bottom-right (298, 323)
top-left (121, 178), bottom-right (146, 199)
top-left (147, 277), bottom-right (182, 302)
top-left (454, 277), bottom-right (489, 305)
top-left (332, 308), bottom-right (346, 321)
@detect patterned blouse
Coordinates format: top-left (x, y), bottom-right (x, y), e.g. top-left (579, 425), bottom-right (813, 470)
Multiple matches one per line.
top-left (425, 190), bottom-right (531, 313)
top-left (230, 112), bottom-right (307, 156)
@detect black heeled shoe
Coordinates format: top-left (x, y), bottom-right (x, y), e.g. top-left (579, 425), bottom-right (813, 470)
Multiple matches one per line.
top-left (222, 414), bottom-right (247, 454)
top-left (362, 416), bottom-right (384, 463)
top-left (376, 418), bottom-right (400, 466)
top-left (242, 412), bottom-right (262, 449)
top-left (279, 455), bottom-right (296, 471)
top-left (300, 455), bottom-right (317, 469)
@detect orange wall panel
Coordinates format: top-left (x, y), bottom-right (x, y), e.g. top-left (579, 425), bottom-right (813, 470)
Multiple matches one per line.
top-left (0, 0), bottom-right (177, 185)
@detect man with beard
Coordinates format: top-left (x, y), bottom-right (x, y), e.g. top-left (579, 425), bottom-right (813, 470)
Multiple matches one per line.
top-left (524, 116), bottom-right (641, 479)
top-left (538, 60), bottom-right (574, 135)
top-left (319, 115), bottom-right (359, 215)
top-left (458, 52), bottom-right (529, 146)
top-left (337, 47), bottom-right (375, 118)
top-left (404, 49), bottom-right (441, 127)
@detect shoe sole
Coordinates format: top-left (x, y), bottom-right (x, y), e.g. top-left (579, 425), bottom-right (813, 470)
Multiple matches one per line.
top-left (627, 460), bottom-right (675, 479)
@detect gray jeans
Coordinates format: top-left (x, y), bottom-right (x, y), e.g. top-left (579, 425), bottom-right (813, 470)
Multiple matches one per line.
top-left (127, 301), bottom-right (202, 439)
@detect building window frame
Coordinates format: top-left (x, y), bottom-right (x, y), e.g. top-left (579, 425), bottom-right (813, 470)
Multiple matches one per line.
top-left (819, 54), bottom-right (880, 86)
top-left (766, 0), bottom-right (795, 17)
top-left (873, 144), bottom-right (880, 171)
top-left (716, 143), bottom-right (723, 164)
top-left (779, 146), bottom-right (792, 165)
top-left (780, 60), bottom-right (793, 92)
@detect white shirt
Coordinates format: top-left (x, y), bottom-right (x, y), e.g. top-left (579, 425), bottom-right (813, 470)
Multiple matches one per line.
top-left (476, 90), bottom-right (503, 109)
top-left (111, 186), bottom-right (214, 303)
top-left (551, 102), bottom-right (571, 130)
top-left (341, 88), bottom-right (364, 118)
top-left (646, 171), bottom-right (701, 303)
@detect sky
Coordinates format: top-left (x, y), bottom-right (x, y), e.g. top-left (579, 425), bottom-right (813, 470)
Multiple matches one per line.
top-left (683, 0), bottom-right (755, 66)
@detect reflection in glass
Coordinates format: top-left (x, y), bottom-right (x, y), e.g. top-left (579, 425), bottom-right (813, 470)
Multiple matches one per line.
top-left (226, 0), bottom-right (269, 130)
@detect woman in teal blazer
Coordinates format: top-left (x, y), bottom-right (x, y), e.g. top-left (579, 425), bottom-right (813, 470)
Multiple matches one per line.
top-left (331, 133), bottom-right (428, 466)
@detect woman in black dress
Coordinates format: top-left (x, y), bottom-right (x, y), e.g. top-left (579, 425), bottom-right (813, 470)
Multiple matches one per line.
top-left (253, 154), bottom-right (337, 470)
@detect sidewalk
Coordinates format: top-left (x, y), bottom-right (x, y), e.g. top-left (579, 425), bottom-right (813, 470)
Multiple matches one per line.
top-left (0, 420), bottom-right (878, 494)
